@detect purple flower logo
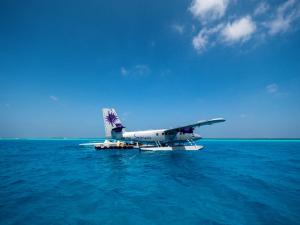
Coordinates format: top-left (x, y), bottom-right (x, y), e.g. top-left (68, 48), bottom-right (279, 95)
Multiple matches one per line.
top-left (105, 111), bottom-right (118, 126)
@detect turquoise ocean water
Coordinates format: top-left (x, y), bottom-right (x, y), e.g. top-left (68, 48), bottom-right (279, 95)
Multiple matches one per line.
top-left (0, 139), bottom-right (299, 225)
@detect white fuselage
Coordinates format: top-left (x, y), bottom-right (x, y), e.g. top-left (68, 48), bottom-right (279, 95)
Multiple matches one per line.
top-left (120, 129), bottom-right (201, 143)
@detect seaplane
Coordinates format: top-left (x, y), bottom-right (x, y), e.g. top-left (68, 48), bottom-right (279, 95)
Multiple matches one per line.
top-left (80, 108), bottom-right (225, 151)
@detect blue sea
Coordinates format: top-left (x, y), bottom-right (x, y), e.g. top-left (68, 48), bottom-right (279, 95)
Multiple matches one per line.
top-left (0, 139), bottom-right (299, 225)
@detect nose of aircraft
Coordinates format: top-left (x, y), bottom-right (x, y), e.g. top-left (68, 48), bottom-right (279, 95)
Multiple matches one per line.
top-left (193, 133), bottom-right (202, 140)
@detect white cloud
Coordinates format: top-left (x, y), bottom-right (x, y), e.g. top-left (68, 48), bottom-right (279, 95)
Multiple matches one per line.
top-left (187, 0), bottom-right (300, 53)
top-left (192, 32), bottom-right (208, 53)
top-left (191, 16), bottom-right (256, 52)
top-left (221, 16), bottom-right (256, 43)
top-left (268, 16), bottom-right (291, 35)
top-left (254, 2), bottom-right (269, 16)
top-left (190, 0), bottom-right (228, 22)
top-left (49, 95), bottom-right (59, 101)
top-left (172, 24), bottom-right (185, 34)
top-left (267, 0), bottom-right (300, 35)
top-left (278, 0), bottom-right (296, 15)
top-left (192, 24), bottom-right (223, 52)
top-left (134, 65), bottom-right (150, 76)
top-left (120, 67), bottom-right (128, 76)
top-left (266, 83), bottom-right (278, 94)
top-left (121, 65), bottom-right (150, 77)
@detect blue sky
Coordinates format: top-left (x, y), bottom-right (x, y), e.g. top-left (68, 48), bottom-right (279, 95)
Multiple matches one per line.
top-left (0, 0), bottom-right (300, 138)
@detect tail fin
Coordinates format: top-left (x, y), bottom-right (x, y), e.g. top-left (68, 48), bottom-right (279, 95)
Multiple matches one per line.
top-left (102, 108), bottom-right (125, 138)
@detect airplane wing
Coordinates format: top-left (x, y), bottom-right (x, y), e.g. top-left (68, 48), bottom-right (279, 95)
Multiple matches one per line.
top-left (164, 118), bottom-right (226, 134)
